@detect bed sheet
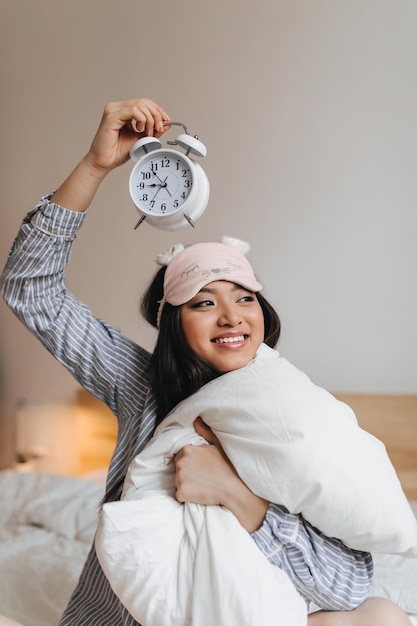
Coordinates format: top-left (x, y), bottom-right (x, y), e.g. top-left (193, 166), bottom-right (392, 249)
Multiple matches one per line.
top-left (370, 499), bottom-right (417, 624)
top-left (0, 470), bottom-right (104, 626)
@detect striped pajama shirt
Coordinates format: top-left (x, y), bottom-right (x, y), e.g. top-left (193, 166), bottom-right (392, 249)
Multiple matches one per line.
top-left (0, 195), bottom-right (373, 625)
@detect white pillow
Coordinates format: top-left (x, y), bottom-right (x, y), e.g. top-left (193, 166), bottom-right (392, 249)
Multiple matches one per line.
top-left (143, 344), bottom-right (417, 556)
top-left (96, 346), bottom-right (417, 625)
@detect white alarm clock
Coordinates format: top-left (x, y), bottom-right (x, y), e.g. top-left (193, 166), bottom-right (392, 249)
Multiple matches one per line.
top-left (129, 122), bottom-right (210, 231)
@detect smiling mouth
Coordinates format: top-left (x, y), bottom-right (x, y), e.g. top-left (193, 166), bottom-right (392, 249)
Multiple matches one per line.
top-left (212, 335), bottom-right (247, 344)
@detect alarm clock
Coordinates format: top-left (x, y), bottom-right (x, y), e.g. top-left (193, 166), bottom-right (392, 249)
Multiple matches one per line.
top-left (129, 122), bottom-right (210, 231)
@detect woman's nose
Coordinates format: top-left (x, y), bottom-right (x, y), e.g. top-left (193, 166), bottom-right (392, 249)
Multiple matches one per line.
top-left (218, 304), bottom-right (242, 327)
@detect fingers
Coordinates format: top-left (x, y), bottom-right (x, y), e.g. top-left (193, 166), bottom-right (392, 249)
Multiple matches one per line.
top-left (174, 443), bottom-right (227, 506)
top-left (193, 417), bottom-right (221, 446)
top-left (127, 98), bottom-right (170, 137)
top-left (102, 98), bottom-right (170, 137)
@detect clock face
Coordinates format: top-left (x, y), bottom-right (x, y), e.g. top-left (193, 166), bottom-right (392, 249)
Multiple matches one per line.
top-left (129, 150), bottom-right (194, 215)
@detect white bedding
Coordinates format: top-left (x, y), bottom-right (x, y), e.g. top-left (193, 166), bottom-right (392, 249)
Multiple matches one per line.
top-left (119, 345), bottom-right (417, 555)
top-left (371, 500), bottom-right (417, 621)
top-left (96, 345), bottom-right (417, 626)
top-left (0, 470), bottom-right (104, 626)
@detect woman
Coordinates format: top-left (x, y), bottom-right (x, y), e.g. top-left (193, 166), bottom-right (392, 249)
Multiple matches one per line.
top-left (0, 98), bottom-right (410, 625)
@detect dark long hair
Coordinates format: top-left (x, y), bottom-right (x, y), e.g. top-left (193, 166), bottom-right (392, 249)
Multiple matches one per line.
top-left (141, 266), bottom-right (281, 423)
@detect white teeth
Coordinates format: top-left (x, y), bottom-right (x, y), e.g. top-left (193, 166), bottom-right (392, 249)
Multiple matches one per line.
top-left (215, 335), bottom-right (245, 344)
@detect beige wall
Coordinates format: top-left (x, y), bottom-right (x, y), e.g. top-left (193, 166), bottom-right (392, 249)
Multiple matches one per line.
top-left (1, 0), bottom-right (417, 464)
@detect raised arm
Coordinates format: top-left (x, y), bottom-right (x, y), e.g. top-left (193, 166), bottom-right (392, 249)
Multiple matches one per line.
top-left (1, 99), bottom-right (170, 411)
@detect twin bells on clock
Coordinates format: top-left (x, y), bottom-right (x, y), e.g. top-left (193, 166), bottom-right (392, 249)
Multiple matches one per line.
top-left (129, 122), bottom-right (210, 231)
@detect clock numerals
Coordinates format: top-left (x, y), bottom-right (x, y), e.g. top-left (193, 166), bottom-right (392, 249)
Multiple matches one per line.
top-left (129, 139), bottom-right (209, 230)
top-left (134, 154), bottom-right (193, 215)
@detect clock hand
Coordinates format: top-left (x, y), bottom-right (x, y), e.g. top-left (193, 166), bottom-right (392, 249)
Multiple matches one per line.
top-left (151, 177), bottom-right (172, 196)
top-left (161, 176), bottom-right (172, 197)
top-left (152, 171), bottom-right (165, 184)
top-left (151, 185), bottom-right (163, 201)
top-left (150, 172), bottom-right (172, 197)
top-left (147, 181), bottom-right (167, 189)
top-left (150, 178), bottom-right (172, 202)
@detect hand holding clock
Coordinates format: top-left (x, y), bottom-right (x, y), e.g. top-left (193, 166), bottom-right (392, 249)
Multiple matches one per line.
top-left (51, 98), bottom-right (171, 213)
top-left (86, 98), bottom-right (171, 175)
top-left (50, 97), bottom-right (209, 230)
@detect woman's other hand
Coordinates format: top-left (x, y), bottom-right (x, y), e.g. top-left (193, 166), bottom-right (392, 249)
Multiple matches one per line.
top-left (174, 417), bottom-right (268, 533)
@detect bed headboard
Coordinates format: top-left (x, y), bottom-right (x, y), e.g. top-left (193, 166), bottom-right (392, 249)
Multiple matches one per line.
top-left (76, 390), bottom-right (417, 500)
top-left (335, 394), bottom-right (417, 500)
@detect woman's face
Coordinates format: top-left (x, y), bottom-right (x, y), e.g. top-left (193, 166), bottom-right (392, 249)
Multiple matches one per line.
top-left (180, 280), bottom-right (265, 373)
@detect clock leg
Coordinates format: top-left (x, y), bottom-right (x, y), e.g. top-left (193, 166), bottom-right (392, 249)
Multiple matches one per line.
top-left (134, 215), bottom-right (147, 229)
top-left (183, 213), bottom-right (195, 228)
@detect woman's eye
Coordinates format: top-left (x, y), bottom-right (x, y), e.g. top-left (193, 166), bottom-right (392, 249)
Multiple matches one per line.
top-left (238, 295), bottom-right (255, 303)
top-left (191, 299), bottom-right (214, 308)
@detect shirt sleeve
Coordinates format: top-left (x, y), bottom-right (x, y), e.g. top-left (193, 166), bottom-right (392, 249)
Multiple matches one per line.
top-left (0, 195), bottom-right (151, 416)
top-left (251, 503), bottom-right (373, 611)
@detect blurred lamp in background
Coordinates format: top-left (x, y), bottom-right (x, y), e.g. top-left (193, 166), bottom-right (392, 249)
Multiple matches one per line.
top-left (15, 402), bottom-right (80, 475)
